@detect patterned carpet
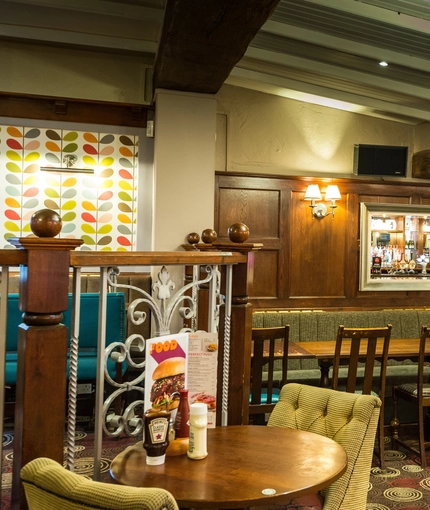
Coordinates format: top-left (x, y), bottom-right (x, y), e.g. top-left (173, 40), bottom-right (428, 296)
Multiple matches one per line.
top-left (368, 441), bottom-right (430, 509)
top-left (1, 431), bottom-right (430, 509)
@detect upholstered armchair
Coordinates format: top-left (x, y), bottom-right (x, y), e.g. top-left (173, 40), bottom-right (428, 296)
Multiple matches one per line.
top-left (267, 383), bottom-right (381, 510)
top-left (21, 457), bottom-right (179, 510)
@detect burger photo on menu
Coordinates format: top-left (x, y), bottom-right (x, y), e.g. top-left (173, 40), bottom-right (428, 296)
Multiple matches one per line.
top-left (150, 357), bottom-right (186, 411)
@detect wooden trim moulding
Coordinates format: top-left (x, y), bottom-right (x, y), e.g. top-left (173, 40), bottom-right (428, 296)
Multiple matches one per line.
top-left (215, 170), bottom-right (430, 188)
top-left (0, 92), bottom-right (154, 128)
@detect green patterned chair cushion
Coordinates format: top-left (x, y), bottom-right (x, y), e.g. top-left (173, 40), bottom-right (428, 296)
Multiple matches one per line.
top-left (21, 457), bottom-right (179, 510)
top-left (268, 383), bottom-right (381, 510)
top-left (396, 382), bottom-right (430, 396)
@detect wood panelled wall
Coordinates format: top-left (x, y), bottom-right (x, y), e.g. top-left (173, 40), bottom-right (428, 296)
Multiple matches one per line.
top-left (215, 172), bottom-right (430, 310)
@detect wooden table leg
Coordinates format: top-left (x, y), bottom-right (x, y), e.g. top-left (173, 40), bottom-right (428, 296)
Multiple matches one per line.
top-left (318, 359), bottom-right (332, 388)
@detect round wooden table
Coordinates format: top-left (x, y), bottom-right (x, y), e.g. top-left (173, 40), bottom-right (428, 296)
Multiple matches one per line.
top-left (110, 425), bottom-right (347, 509)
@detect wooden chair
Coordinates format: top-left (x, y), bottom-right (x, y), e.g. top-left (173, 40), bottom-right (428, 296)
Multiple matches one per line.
top-left (268, 383), bottom-right (382, 510)
top-left (392, 325), bottom-right (430, 468)
top-left (21, 457), bottom-right (179, 510)
top-left (332, 324), bottom-right (392, 470)
top-left (249, 325), bottom-right (289, 423)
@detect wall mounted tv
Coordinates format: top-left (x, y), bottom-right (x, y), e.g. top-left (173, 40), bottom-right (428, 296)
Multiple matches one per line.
top-left (353, 144), bottom-right (408, 177)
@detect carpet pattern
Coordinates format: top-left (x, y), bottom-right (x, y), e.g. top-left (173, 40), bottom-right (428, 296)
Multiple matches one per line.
top-left (368, 443), bottom-right (430, 509)
top-left (1, 432), bottom-right (430, 509)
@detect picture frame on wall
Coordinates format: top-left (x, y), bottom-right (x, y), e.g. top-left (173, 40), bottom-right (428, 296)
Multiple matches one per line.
top-left (412, 149), bottom-right (430, 179)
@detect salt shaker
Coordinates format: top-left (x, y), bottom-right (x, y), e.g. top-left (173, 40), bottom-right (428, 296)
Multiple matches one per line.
top-left (187, 402), bottom-right (208, 460)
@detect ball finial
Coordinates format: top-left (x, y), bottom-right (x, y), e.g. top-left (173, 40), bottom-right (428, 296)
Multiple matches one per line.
top-left (228, 223), bottom-right (249, 243)
top-left (201, 228), bottom-right (217, 244)
top-left (187, 232), bottom-right (200, 245)
top-left (30, 209), bottom-right (62, 238)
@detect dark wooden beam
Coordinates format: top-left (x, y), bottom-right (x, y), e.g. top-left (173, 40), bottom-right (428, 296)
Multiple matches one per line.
top-left (0, 92), bottom-right (153, 127)
top-left (153, 0), bottom-right (280, 94)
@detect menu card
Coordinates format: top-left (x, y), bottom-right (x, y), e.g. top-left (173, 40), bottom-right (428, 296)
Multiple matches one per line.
top-left (187, 331), bottom-right (218, 428)
top-left (144, 331), bottom-right (219, 428)
top-left (144, 333), bottom-right (189, 414)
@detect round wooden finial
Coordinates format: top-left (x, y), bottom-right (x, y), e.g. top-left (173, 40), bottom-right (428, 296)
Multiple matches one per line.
top-left (187, 232), bottom-right (201, 245)
top-left (30, 209), bottom-right (62, 238)
top-left (201, 228), bottom-right (217, 244)
top-left (228, 223), bottom-right (249, 243)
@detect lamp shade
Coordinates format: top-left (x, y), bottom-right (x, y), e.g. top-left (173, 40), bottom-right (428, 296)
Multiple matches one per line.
top-left (325, 185), bottom-right (341, 201)
top-left (304, 184), bottom-right (322, 201)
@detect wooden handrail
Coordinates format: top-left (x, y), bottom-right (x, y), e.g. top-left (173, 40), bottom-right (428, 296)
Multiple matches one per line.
top-left (0, 250), bottom-right (27, 266)
top-left (70, 250), bottom-right (247, 267)
top-left (0, 249), bottom-right (247, 268)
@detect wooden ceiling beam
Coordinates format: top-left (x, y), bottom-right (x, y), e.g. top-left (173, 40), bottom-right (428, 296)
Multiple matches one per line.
top-left (153, 0), bottom-right (281, 94)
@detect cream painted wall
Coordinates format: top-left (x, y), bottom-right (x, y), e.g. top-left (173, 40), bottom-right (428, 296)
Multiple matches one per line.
top-left (152, 89), bottom-right (216, 333)
top-left (153, 89), bottom-right (217, 251)
top-left (414, 123), bottom-right (430, 153)
top-left (0, 41), bottom-right (152, 104)
top-left (216, 84), bottom-right (416, 179)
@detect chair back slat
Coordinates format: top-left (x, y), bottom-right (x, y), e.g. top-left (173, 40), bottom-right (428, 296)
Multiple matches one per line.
top-left (362, 336), bottom-right (378, 395)
top-left (392, 325), bottom-right (430, 468)
top-left (333, 325), bottom-right (391, 396)
top-left (417, 326), bottom-right (430, 399)
top-left (249, 325), bottom-right (289, 419)
top-left (332, 324), bottom-right (391, 469)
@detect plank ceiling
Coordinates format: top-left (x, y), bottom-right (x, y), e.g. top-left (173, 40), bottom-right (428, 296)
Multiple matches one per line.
top-left (2, 0), bottom-right (430, 124)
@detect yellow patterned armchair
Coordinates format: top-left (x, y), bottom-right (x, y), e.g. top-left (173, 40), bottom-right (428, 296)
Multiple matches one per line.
top-left (21, 457), bottom-right (179, 510)
top-left (267, 383), bottom-right (381, 510)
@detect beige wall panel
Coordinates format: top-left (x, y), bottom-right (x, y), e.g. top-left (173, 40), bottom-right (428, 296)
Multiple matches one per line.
top-left (216, 84), bottom-right (414, 179)
top-left (0, 41), bottom-right (151, 104)
top-left (414, 123), bottom-right (430, 153)
top-left (153, 89), bottom-right (217, 251)
top-left (215, 113), bottom-right (227, 172)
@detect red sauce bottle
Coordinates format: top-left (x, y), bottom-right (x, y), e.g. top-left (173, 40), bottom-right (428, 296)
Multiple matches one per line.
top-left (174, 389), bottom-right (190, 438)
top-left (143, 408), bottom-right (171, 465)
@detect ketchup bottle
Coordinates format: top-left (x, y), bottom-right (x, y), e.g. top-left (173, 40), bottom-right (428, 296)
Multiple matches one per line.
top-left (143, 408), bottom-right (171, 465)
top-left (174, 389), bottom-right (190, 438)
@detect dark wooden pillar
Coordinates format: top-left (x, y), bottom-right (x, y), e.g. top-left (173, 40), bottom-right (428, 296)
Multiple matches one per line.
top-left (216, 246), bottom-right (259, 425)
top-left (183, 226), bottom-right (262, 426)
top-left (8, 210), bottom-right (82, 510)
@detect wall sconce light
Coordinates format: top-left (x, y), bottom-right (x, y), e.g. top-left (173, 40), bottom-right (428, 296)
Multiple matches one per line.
top-left (304, 184), bottom-right (341, 220)
top-left (40, 154), bottom-right (94, 174)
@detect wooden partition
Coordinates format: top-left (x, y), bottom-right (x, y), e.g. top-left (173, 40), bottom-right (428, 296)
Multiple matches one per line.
top-left (215, 172), bottom-right (430, 310)
top-left (1, 239), bottom-right (252, 509)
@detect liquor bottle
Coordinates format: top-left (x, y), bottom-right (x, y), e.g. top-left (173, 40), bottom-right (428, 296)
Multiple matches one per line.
top-left (372, 256), bottom-right (381, 273)
top-left (174, 389), bottom-right (190, 438)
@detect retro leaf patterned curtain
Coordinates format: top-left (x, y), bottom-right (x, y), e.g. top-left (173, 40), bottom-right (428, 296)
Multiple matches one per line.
top-left (0, 125), bottom-right (138, 251)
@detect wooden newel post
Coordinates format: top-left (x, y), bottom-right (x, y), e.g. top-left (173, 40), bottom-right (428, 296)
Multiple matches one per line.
top-left (214, 224), bottom-right (262, 425)
top-left (191, 223), bottom-right (262, 426)
top-left (8, 209), bottom-right (83, 510)
top-left (219, 251), bottom-right (255, 425)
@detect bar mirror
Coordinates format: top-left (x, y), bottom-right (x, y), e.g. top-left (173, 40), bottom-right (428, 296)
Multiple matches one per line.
top-left (360, 202), bottom-right (430, 291)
